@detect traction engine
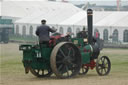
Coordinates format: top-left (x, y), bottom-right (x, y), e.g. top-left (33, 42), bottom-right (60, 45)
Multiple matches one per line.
top-left (19, 9), bottom-right (111, 78)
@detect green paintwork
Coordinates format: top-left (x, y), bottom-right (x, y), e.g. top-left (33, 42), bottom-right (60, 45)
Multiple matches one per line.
top-left (80, 45), bottom-right (92, 64)
top-left (19, 44), bottom-right (52, 70)
top-left (71, 38), bottom-right (92, 64)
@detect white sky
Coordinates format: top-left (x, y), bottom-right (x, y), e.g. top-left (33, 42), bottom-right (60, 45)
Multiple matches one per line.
top-left (67, 0), bottom-right (128, 5)
top-left (1, 0), bottom-right (128, 1)
top-left (1, 0), bottom-right (128, 6)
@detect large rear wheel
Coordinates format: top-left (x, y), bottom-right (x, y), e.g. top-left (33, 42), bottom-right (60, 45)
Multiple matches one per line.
top-left (50, 42), bottom-right (82, 78)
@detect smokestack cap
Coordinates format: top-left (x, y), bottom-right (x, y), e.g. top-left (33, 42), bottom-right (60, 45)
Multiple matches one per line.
top-left (87, 9), bottom-right (93, 15)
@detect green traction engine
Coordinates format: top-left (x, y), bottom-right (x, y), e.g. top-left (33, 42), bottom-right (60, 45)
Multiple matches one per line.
top-left (19, 9), bottom-right (111, 79)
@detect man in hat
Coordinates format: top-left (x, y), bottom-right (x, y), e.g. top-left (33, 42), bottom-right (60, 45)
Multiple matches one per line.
top-left (36, 19), bottom-right (57, 46)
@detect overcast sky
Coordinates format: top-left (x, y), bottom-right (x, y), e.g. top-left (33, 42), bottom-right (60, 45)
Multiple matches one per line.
top-left (1, 0), bottom-right (128, 6)
top-left (67, 0), bottom-right (128, 5)
top-left (2, 0), bottom-right (128, 1)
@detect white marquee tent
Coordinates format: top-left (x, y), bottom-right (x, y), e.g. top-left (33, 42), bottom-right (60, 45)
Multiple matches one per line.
top-left (1, 1), bottom-right (128, 43)
top-left (1, 1), bottom-right (81, 24)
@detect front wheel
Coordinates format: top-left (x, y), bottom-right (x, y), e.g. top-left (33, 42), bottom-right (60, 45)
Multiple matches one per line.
top-left (96, 56), bottom-right (111, 76)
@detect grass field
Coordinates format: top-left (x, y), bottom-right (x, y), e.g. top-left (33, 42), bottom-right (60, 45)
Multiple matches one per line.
top-left (0, 43), bottom-right (128, 85)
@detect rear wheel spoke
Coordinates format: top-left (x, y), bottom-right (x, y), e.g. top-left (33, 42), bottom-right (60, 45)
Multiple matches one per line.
top-left (59, 48), bottom-right (66, 58)
top-left (58, 64), bottom-right (63, 71)
top-left (68, 48), bottom-right (71, 56)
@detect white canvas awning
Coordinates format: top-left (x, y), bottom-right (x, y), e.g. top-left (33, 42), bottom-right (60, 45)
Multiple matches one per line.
top-left (6, 1), bottom-right (82, 24)
top-left (94, 12), bottom-right (128, 27)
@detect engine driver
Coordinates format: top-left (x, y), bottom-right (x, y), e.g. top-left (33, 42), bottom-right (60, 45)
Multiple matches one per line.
top-left (35, 19), bottom-right (57, 47)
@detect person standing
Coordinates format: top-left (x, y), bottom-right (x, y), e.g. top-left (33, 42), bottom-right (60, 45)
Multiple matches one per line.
top-left (36, 19), bottom-right (57, 47)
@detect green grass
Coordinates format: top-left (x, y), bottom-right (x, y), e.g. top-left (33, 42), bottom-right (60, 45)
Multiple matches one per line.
top-left (1, 53), bottom-right (23, 75)
top-left (100, 48), bottom-right (128, 76)
top-left (9, 34), bottom-right (38, 42)
top-left (0, 43), bottom-right (25, 79)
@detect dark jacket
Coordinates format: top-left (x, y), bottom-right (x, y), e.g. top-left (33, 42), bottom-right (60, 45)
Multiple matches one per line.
top-left (36, 25), bottom-right (56, 43)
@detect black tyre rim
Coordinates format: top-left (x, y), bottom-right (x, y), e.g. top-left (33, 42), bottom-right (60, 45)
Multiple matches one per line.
top-left (96, 56), bottom-right (111, 76)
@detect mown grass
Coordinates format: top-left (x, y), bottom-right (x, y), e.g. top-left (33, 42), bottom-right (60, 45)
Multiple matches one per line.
top-left (99, 48), bottom-right (128, 77)
top-left (0, 43), bottom-right (26, 79)
top-left (0, 43), bottom-right (128, 80)
top-left (9, 34), bottom-right (38, 42)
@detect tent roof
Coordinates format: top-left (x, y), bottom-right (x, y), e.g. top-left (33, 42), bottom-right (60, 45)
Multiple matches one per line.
top-left (59, 11), bottom-right (128, 27)
top-left (112, 15), bottom-right (128, 27)
top-left (60, 11), bottom-right (113, 26)
top-left (59, 11), bottom-right (87, 25)
top-left (94, 12), bottom-right (128, 27)
top-left (3, 1), bottom-right (128, 27)
top-left (1, 1), bottom-right (81, 19)
top-left (8, 1), bottom-right (82, 24)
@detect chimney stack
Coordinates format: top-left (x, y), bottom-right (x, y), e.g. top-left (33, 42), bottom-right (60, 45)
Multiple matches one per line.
top-left (87, 9), bottom-right (93, 44)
